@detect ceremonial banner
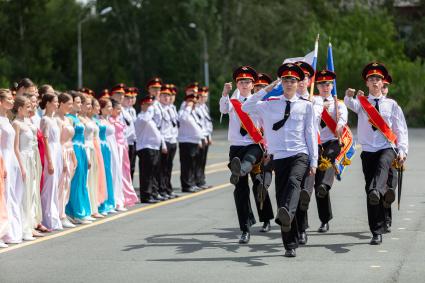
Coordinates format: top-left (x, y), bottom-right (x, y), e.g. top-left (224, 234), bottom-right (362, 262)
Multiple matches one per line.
top-left (230, 99), bottom-right (264, 145)
top-left (358, 95), bottom-right (398, 145)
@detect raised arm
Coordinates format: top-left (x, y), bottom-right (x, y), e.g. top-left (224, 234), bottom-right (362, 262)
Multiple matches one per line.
top-left (344, 88), bottom-right (361, 113)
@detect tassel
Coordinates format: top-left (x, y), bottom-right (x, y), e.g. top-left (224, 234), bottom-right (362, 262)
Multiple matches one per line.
top-left (318, 156), bottom-right (332, 171)
top-left (252, 163), bottom-right (262, 174)
top-left (392, 158), bottom-right (405, 171)
top-left (341, 154), bottom-right (351, 166)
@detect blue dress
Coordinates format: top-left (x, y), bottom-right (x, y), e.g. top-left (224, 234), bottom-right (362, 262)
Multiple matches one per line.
top-left (97, 118), bottom-right (115, 213)
top-left (65, 114), bottom-right (91, 219)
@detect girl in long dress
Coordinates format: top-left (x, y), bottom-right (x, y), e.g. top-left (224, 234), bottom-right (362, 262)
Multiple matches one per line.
top-left (79, 94), bottom-right (103, 219)
top-left (89, 98), bottom-right (107, 210)
top-left (0, 138), bottom-right (9, 247)
top-left (98, 98), bottom-right (116, 214)
top-left (40, 93), bottom-right (63, 231)
top-left (0, 89), bottom-right (24, 244)
top-left (55, 93), bottom-right (77, 228)
top-left (12, 96), bottom-right (39, 240)
top-left (65, 92), bottom-right (92, 224)
top-left (109, 100), bottom-right (139, 209)
top-left (26, 93), bottom-right (49, 234)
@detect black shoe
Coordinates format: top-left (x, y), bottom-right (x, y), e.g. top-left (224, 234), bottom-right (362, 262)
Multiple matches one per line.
top-left (182, 187), bottom-right (196, 193)
top-left (383, 189), bottom-right (395, 208)
top-left (299, 190), bottom-right (311, 211)
top-left (160, 193), bottom-right (170, 200)
top-left (230, 157), bottom-right (242, 177)
top-left (316, 184), bottom-right (328, 198)
top-left (230, 174), bottom-right (239, 185)
top-left (370, 234), bottom-right (382, 245)
top-left (141, 196), bottom-right (159, 204)
top-left (318, 222), bottom-right (329, 233)
top-left (153, 194), bottom-right (165, 201)
top-left (238, 231), bottom-right (250, 244)
top-left (299, 232), bottom-right (308, 245)
top-left (260, 221), bottom-right (271, 233)
top-left (192, 186), bottom-right (202, 192)
top-left (384, 225), bottom-right (391, 233)
top-left (168, 192), bottom-right (178, 199)
top-left (275, 207), bottom-right (291, 232)
top-left (368, 190), bottom-right (380, 206)
top-left (284, 249), bottom-right (296, 257)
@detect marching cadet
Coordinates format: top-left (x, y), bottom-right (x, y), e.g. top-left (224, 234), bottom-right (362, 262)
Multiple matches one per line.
top-left (242, 63), bottom-right (318, 257)
top-left (158, 85), bottom-right (178, 199)
top-left (294, 61), bottom-right (324, 244)
top-left (146, 77), bottom-right (167, 201)
top-left (135, 94), bottom-right (164, 204)
top-left (312, 70), bottom-right (348, 233)
top-left (220, 66), bottom-right (273, 244)
top-left (178, 84), bottom-right (204, 193)
top-left (344, 62), bottom-right (408, 245)
top-left (381, 74), bottom-right (407, 233)
top-left (194, 86), bottom-right (212, 189)
top-left (123, 87), bottom-right (138, 180)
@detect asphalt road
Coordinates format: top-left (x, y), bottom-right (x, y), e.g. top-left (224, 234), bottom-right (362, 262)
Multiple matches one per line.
top-left (0, 129), bottom-right (424, 283)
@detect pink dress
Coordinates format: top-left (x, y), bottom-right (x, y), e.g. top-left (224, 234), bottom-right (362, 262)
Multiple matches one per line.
top-left (92, 119), bottom-right (107, 206)
top-left (109, 116), bottom-right (138, 207)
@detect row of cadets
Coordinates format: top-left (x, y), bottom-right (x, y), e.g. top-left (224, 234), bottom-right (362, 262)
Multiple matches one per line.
top-left (194, 86), bottom-right (213, 189)
top-left (293, 61), bottom-right (324, 245)
top-left (177, 83), bottom-right (205, 193)
top-left (158, 84), bottom-right (178, 199)
top-left (242, 63), bottom-right (318, 257)
top-left (220, 66), bottom-right (274, 245)
top-left (344, 62), bottom-right (408, 245)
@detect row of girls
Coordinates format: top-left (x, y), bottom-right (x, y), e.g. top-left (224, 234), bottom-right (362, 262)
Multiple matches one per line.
top-left (0, 85), bottom-right (139, 247)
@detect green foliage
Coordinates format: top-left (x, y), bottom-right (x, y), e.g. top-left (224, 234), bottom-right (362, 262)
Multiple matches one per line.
top-left (0, 0), bottom-right (424, 125)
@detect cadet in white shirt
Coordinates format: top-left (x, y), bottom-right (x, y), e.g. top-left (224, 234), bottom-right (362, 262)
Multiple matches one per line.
top-left (123, 87), bottom-right (138, 179)
top-left (194, 86), bottom-right (212, 189)
top-left (312, 70), bottom-right (348, 234)
top-left (146, 77), bottom-right (168, 202)
top-left (293, 61), bottom-right (323, 245)
top-left (242, 63), bottom-right (318, 257)
top-left (178, 85), bottom-right (204, 193)
top-left (135, 94), bottom-right (165, 204)
top-left (158, 85), bottom-right (178, 199)
top-left (220, 66), bottom-right (266, 245)
top-left (344, 62), bottom-right (408, 245)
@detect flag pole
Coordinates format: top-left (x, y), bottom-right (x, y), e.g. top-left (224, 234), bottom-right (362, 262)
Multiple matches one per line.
top-left (309, 33), bottom-right (320, 100)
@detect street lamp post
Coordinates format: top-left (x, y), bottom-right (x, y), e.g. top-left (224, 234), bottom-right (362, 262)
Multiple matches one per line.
top-left (77, 6), bottom-right (113, 88)
top-left (189, 23), bottom-right (210, 88)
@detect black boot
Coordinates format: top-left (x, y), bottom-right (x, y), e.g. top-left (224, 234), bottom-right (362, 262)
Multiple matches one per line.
top-left (239, 231), bottom-right (250, 244)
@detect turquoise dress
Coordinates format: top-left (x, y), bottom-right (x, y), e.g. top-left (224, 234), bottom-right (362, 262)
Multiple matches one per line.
top-left (97, 118), bottom-right (115, 213)
top-left (65, 114), bottom-right (91, 219)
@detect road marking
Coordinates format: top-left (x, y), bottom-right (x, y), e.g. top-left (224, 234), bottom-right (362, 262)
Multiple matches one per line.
top-left (0, 182), bottom-right (232, 254)
top-left (403, 218), bottom-right (411, 221)
top-left (398, 227), bottom-right (406, 230)
top-left (391, 237), bottom-right (399, 240)
top-left (409, 204), bottom-right (415, 207)
top-left (377, 250), bottom-right (388, 253)
top-left (370, 265), bottom-right (381, 268)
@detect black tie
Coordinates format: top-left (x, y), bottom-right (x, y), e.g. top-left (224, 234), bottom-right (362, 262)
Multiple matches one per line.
top-left (372, 99), bottom-right (379, 131)
top-left (272, 100), bottom-right (291, 131)
top-left (240, 97), bottom-right (248, 136)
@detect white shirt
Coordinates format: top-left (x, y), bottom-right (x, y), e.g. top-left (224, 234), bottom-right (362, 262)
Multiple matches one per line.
top-left (169, 104), bottom-right (179, 143)
top-left (160, 104), bottom-right (177, 144)
top-left (319, 94), bottom-right (348, 143)
top-left (178, 105), bottom-right (204, 144)
top-left (344, 94), bottom-right (408, 155)
top-left (199, 103), bottom-right (213, 137)
top-left (242, 89), bottom-right (318, 167)
top-left (150, 100), bottom-right (164, 129)
top-left (194, 104), bottom-right (210, 137)
top-left (219, 90), bottom-right (260, 146)
top-left (134, 109), bottom-right (164, 151)
top-left (122, 106), bottom-right (136, 144)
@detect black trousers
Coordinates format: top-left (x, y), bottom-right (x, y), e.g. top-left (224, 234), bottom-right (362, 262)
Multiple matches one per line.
top-left (360, 148), bottom-right (396, 235)
top-left (179, 142), bottom-right (200, 190)
top-left (128, 142), bottom-right (136, 180)
top-left (195, 138), bottom-right (209, 186)
top-left (229, 144), bottom-right (264, 232)
top-left (160, 142), bottom-right (177, 194)
top-left (273, 153), bottom-right (310, 250)
top-left (296, 172), bottom-right (314, 233)
top-left (385, 167), bottom-right (398, 228)
top-left (314, 139), bottom-right (341, 224)
top-left (137, 148), bottom-right (160, 200)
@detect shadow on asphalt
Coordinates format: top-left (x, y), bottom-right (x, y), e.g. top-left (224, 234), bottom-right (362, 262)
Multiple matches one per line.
top-left (121, 228), bottom-right (371, 266)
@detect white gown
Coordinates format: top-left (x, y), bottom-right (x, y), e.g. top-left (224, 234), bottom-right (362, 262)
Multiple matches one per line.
top-left (40, 116), bottom-right (63, 230)
top-left (0, 116), bottom-right (24, 243)
top-left (105, 121), bottom-right (124, 208)
top-left (84, 119), bottom-right (98, 215)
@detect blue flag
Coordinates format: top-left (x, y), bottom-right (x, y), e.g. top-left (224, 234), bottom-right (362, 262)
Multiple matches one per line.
top-left (326, 43), bottom-right (337, 97)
